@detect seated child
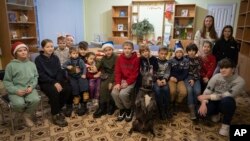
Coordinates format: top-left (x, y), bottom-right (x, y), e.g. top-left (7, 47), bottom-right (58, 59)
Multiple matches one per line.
top-left (168, 47), bottom-right (189, 113)
top-left (198, 58), bottom-right (245, 136)
top-left (93, 41), bottom-right (118, 118)
top-left (66, 34), bottom-right (74, 48)
top-left (78, 41), bottom-right (89, 61)
top-left (35, 39), bottom-right (71, 127)
top-left (184, 44), bottom-right (202, 121)
top-left (54, 36), bottom-right (69, 67)
top-left (111, 40), bottom-right (140, 122)
top-left (3, 42), bottom-right (41, 127)
top-left (85, 52), bottom-right (101, 106)
top-left (63, 48), bottom-right (89, 116)
top-left (200, 41), bottom-right (216, 92)
top-left (154, 47), bottom-right (171, 120)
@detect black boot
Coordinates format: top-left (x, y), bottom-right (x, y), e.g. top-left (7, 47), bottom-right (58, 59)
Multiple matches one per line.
top-left (107, 100), bottom-right (116, 115)
top-left (52, 113), bottom-right (68, 127)
top-left (93, 102), bottom-right (107, 118)
top-left (64, 105), bottom-right (73, 117)
top-left (160, 108), bottom-right (167, 120)
top-left (77, 103), bottom-right (87, 116)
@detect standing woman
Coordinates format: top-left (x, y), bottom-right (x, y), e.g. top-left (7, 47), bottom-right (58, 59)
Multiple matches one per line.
top-left (212, 25), bottom-right (239, 74)
top-left (194, 15), bottom-right (218, 56)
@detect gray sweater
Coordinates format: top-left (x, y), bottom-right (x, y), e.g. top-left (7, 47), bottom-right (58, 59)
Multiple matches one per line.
top-left (204, 73), bottom-right (245, 101)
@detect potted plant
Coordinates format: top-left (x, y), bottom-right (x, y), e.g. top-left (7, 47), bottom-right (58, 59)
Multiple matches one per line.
top-left (131, 19), bottom-right (154, 43)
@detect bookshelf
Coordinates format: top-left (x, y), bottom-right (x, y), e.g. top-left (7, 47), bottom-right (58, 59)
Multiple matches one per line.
top-left (173, 4), bottom-right (196, 40)
top-left (236, 0), bottom-right (250, 93)
top-left (0, 0), bottom-right (38, 68)
top-left (111, 6), bottom-right (131, 44)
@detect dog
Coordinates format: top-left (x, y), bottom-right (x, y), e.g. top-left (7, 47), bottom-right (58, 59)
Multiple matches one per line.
top-left (129, 69), bottom-right (157, 136)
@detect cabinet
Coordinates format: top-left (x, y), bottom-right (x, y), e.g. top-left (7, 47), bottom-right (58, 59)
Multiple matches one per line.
top-left (173, 4), bottom-right (196, 40)
top-left (235, 0), bottom-right (250, 93)
top-left (111, 6), bottom-right (131, 44)
top-left (0, 0), bottom-right (38, 68)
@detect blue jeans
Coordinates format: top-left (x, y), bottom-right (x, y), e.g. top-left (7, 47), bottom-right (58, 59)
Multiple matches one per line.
top-left (184, 79), bottom-right (201, 106)
top-left (153, 83), bottom-right (170, 112)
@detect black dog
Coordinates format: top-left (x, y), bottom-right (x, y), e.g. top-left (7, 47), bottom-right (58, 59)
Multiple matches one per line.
top-left (129, 70), bottom-right (157, 136)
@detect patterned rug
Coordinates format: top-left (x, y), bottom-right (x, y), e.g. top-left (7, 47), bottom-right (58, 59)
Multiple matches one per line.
top-left (0, 90), bottom-right (249, 141)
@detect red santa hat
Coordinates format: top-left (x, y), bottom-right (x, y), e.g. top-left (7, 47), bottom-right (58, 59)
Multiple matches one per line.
top-left (11, 42), bottom-right (28, 56)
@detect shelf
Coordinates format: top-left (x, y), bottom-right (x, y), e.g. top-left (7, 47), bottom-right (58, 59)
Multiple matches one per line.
top-left (237, 14), bottom-right (246, 26)
top-left (11, 37), bottom-right (37, 41)
top-left (113, 30), bottom-right (128, 32)
top-left (243, 28), bottom-right (250, 41)
top-left (9, 22), bottom-right (36, 24)
top-left (112, 16), bottom-right (128, 19)
top-left (239, 0), bottom-right (248, 13)
top-left (7, 3), bottom-right (33, 10)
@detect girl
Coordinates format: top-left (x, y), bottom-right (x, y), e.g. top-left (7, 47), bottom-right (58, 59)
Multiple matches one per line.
top-left (194, 15), bottom-right (218, 56)
top-left (85, 52), bottom-right (101, 106)
top-left (35, 39), bottom-right (71, 127)
top-left (200, 41), bottom-right (216, 92)
top-left (93, 41), bottom-right (117, 118)
top-left (3, 42), bottom-right (40, 127)
top-left (213, 25), bottom-right (239, 74)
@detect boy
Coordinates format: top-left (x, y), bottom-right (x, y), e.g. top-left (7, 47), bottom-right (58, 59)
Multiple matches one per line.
top-left (66, 34), bottom-right (74, 48)
top-left (93, 41), bottom-right (118, 118)
top-left (78, 41), bottom-right (89, 61)
top-left (35, 39), bottom-right (71, 127)
top-left (111, 40), bottom-right (140, 122)
top-left (54, 36), bottom-right (69, 66)
top-left (63, 48), bottom-right (89, 116)
top-left (4, 42), bottom-right (40, 127)
top-left (154, 47), bottom-right (171, 120)
top-left (198, 58), bottom-right (245, 136)
top-left (168, 47), bottom-right (189, 113)
top-left (184, 44), bottom-right (202, 121)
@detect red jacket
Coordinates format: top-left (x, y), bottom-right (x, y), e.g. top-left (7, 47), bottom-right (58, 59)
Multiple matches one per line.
top-left (200, 54), bottom-right (216, 79)
top-left (115, 52), bottom-right (140, 85)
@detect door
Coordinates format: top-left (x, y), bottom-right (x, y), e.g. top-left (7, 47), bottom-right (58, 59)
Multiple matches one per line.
top-left (208, 4), bottom-right (236, 36)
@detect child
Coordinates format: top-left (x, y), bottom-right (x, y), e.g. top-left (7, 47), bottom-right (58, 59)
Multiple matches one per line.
top-left (3, 42), bottom-right (40, 127)
top-left (184, 44), bottom-right (202, 121)
top-left (154, 47), bottom-right (171, 120)
top-left (213, 25), bottom-right (239, 74)
top-left (200, 41), bottom-right (216, 92)
top-left (54, 36), bottom-right (69, 66)
top-left (93, 41), bottom-right (118, 118)
top-left (66, 34), bottom-right (74, 48)
top-left (137, 44), bottom-right (158, 91)
top-left (85, 52), bottom-right (101, 106)
top-left (78, 41), bottom-right (89, 61)
top-left (35, 39), bottom-right (71, 127)
top-left (198, 58), bottom-right (245, 136)
top-left (168, 47), bottom-right (189, 113)
top-left (111, 40), bottom-right (140, 122)
top-left (194, 15), bottom-right (218, 56)
top-left (63, 48), bottom-right (89, 116)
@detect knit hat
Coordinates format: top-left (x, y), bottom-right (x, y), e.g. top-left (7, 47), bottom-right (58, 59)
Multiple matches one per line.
top-left (102, 41), bottom-right (114, 50)
top-left (175, 47), bottom-right (184, 54)
top-left (11, 42), bottom-right (28, 56)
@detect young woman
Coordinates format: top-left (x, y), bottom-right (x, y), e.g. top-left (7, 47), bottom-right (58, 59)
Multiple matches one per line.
top-left (194, 15), bottom-right (218, 56)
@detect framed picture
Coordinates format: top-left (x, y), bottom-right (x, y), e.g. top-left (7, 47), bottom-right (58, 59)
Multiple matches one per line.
top-left (119, 10), bottom-right (126, 17)
top-left (11, 31), bottom-right (18, 39)
top-left (8, 11), bottom-right (17, 22)
top-left (117, 24), bottom-right (124, 31)
top-left (181, 9), bottom-right (188, 17)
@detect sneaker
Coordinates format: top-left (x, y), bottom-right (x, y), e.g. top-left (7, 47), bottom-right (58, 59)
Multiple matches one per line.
top-left (125, 109), bottom-right (133, 122)
top-left (52, 113), bottom-right (68, 127)
top-left (117, 109), bottom-right (126, 121)
top-left (211, 114), bottom-right (220, 123)
top-left (23, 113), bottom-right (34, 127)
top-left (219, 124), bottom-right (229, 136)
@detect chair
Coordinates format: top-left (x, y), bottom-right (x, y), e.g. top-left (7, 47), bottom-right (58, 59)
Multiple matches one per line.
top-left (0, 70), bottom-right (43, 135)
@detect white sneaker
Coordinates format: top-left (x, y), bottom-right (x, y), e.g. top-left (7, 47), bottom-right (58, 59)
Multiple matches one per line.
top-left (219, 124), bottom-right (229, 136)
top-left (23, 113), bottom-right (34, 127)
top-left (211, 114), bottom-right (220, 122)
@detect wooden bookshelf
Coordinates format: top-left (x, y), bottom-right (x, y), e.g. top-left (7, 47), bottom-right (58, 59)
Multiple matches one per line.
top-left (0, 0), bottom-right (38, 68)
top-left (236, 0), bottom-right (250, 93)
top-left (173, 4), bottom-right (196, 40)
